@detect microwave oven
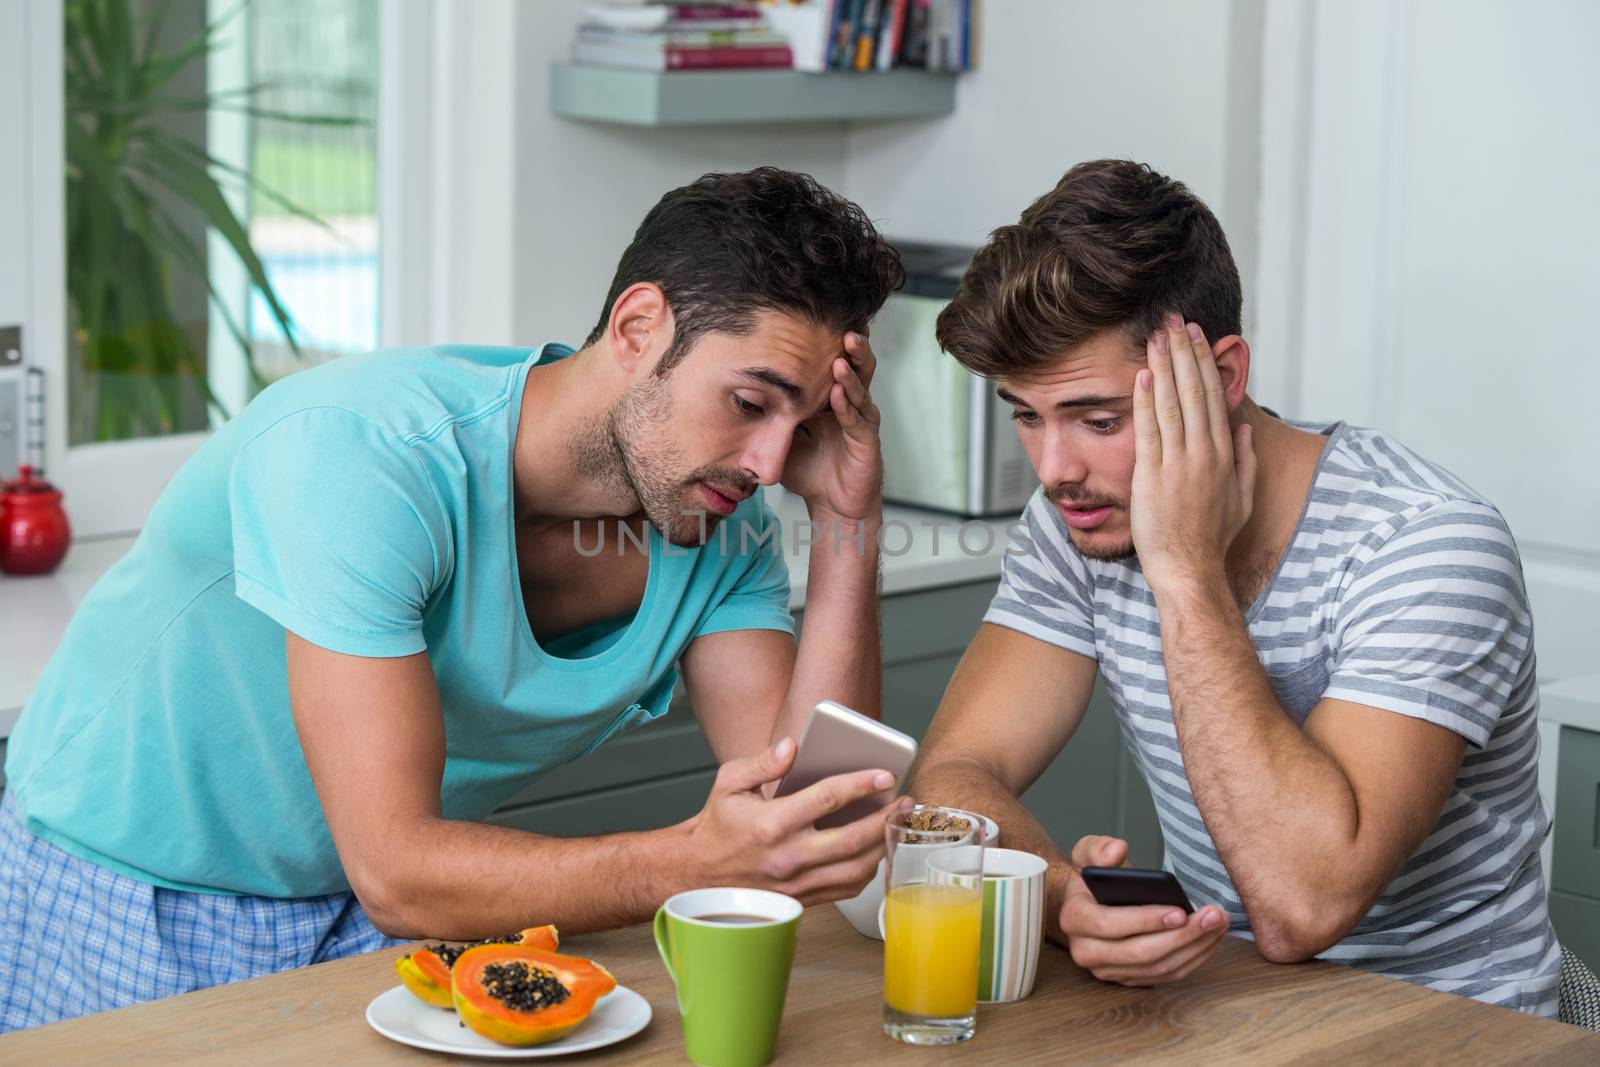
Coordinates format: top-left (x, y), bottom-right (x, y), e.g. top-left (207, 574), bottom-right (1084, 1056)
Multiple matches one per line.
top-left (872, 241), bottom-right (1037, 517)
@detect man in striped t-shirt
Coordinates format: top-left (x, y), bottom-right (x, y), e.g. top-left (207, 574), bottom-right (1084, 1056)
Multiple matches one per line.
top-left (907, 160), bottom-right (1560, 1015)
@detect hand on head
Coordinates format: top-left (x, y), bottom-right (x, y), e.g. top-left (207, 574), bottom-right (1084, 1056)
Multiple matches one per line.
top-left (779, 331), bottom-right (884, 524)
top-left (1129, 314), bottom-right (1257, 590)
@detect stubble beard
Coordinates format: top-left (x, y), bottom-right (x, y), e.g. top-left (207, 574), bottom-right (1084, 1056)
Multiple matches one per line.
top-left (1069, 528), bottom-right (1138, 564)
top-left (568, 376), bottom-right (720, 548)
top-left (1048, 486), bottom-right (1137, 563)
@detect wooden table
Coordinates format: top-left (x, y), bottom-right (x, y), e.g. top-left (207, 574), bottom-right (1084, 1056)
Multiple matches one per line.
top-left (3, 905), bottom-right (1596, 1065)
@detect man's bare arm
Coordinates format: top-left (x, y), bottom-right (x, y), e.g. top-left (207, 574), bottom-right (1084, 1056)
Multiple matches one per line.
top-left (287, 634), bottom-right (897, 940)
top-left (1152, 576), bottom-right (1465, 961)
top-left (682, 511), bottom-right (882, 765)
top-left (911, 624), bottom-right (1230, 986)
top-left (1129, 317), bottom-right (1466, 963)
top-left (904, 623), bottom-right (1098, 936)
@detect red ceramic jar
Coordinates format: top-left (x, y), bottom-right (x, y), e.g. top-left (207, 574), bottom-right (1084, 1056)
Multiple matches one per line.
top-left (0, 465), bottom-right (72, 576)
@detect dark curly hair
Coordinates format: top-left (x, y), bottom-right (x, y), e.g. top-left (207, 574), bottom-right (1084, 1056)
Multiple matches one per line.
top-left (587, 167), bottom-right (905, 374)
top-left (936, 159), bottom-right (1241, 378)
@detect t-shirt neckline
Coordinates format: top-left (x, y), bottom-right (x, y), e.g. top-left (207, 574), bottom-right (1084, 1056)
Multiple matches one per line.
top-left (506, 343), bottom-right (665, 671)
top-left (1241, 418), bottom-right (1346, 623)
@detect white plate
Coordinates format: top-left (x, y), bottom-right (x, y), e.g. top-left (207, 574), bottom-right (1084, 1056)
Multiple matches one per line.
top-left (366, 983), bottom-right (652, 1059)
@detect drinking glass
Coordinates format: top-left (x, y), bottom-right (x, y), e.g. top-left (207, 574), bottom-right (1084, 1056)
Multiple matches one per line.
top-left (881, 809), bottom-right (985, 1044)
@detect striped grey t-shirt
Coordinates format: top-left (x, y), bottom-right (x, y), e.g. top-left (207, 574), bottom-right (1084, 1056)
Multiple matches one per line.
top-left (988, 418), bottom-right (1560, 1016)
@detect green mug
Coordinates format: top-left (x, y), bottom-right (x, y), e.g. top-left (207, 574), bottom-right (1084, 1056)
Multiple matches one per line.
top-left (653, 887), bottom-right (803, 1067)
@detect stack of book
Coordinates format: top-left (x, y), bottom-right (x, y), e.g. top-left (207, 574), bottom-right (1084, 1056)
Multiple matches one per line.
top-left (760, 0), bottom-right (978, 73)
top-left (574, 3), bottom-right (795, 71)
top-left (831, 0), bottom-right (977, 71)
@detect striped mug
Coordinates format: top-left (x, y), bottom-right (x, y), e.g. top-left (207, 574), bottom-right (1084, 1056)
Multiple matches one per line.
top-left (975, 848), bottom-right (1048, 1003)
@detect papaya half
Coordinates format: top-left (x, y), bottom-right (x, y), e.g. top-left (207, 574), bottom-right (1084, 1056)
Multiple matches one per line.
top-left (395, 925), bottom-right (560, 1008)
top-left (451, 943), bottom-right (616, 1047)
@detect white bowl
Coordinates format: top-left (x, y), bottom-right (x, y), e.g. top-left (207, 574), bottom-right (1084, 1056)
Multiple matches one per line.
top-left (834, 806), bottom-right (1000, 940)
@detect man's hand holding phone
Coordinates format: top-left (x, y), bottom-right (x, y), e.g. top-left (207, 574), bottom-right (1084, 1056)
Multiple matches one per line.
top-left (684, 735), bottom-right (911, 905)
top-left (1054, 835), bottom-right (1229, 987)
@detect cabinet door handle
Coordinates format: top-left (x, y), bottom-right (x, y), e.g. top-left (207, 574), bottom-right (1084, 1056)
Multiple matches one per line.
top-left (1592, 780), bottom-right (1599, 851)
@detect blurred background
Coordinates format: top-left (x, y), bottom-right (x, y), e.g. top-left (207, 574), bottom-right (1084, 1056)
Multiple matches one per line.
top-left (2, 0), bottom-right (1598, 968)
top-left (6, 0), bottom-right (1594, 672)
top-left (2, 1), bottom-right (1597, 658)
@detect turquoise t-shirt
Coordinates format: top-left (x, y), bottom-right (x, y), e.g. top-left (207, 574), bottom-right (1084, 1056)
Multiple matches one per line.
top-left (4, 344), bottom-right (793, 897)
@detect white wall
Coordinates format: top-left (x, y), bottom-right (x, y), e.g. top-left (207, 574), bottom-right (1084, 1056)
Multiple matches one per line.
top-left (433, 0), bottom-right (524, 346)
top-left (842, 0), bottom-right (1250, 239)
top-left (509, 2), bottom-right (854, 349)
top-left (0, 1), bottom-right (27, 340)
top-left (1256, 0), bottom-right (1600, 682)
top-left (495, 2), bottom-right (1264, 356)
top-left (842, 0), bottom-right (1266, 333)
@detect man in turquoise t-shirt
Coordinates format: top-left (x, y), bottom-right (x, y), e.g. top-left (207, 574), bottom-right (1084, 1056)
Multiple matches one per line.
top-left (0, 168), bottom-right (906, 1028)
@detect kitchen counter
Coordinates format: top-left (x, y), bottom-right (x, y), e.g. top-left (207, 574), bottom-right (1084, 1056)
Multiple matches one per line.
top-left (770, 488), bottom-right (1015, 605)
top-left (0, 536), bottom-right (145, 737)
top-left (0, 494), bottom-right (1015, 737)
top-left (1538, 673), bottom-right (1600, 735)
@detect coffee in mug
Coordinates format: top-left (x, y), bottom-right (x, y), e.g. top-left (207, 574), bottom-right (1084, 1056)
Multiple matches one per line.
top-left (655, 887), bottom-right (803, 1067)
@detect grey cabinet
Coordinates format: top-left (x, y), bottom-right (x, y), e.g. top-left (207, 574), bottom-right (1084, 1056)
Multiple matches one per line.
top-left (1550, 891), bottom-right (1600, 973)
top-left (489, 767), bottom-right (717, 837)
top-left (1552, 725), bottom-right (1600, 969)
top-left (488, 579), bottom-right (1165, 868)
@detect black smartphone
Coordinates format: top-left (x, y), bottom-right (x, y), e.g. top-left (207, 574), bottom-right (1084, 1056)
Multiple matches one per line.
top-left (1080, 866), bottom-right (1194, 913)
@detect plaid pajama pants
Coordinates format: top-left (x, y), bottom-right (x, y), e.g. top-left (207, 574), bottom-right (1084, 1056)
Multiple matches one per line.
top-left (0, 790), bottom-right (404, 1032)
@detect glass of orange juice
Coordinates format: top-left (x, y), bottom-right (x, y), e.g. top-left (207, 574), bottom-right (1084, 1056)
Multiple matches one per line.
top-left (882, 809), bottom-right (986, 1044)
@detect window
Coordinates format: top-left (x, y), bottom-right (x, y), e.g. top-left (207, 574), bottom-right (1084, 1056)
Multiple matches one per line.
top-left (62, 0), bottom-right (379, 445)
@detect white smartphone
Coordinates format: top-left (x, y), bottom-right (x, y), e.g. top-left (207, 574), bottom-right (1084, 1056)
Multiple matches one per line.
top-left (771, 700), bottom-right (918, 830)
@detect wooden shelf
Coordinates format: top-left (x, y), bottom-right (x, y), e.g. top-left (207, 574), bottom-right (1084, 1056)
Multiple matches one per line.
top-left (549, 62), bottom-right (957, 127)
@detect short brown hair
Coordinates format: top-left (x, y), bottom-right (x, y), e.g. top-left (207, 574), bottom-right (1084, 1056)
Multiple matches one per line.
top-left (936, 159), bottom-right (1241, 378)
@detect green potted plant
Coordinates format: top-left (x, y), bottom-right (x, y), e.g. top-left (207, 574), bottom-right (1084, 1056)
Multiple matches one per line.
top-left (63, 0), bottom-right (362, 441)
